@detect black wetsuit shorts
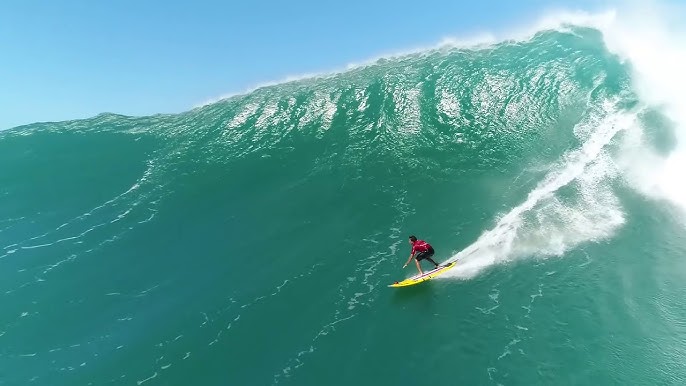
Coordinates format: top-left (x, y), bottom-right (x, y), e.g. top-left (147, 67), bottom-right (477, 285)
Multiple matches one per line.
top-left (415, 246), bottom-right (435, 261)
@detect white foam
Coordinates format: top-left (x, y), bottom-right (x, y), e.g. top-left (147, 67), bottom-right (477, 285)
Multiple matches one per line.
top-left (437, 88), bottom-right (460, 120)
top-left (227, 102), bottom-right (259, 128)
top-left (254, 102), bottom-right (278, 130)
top-left (445, 106), bottom-right (634, 278)
top-left (593, 1), bottom-right (686, 212)
top-left (393, 87), bottom-right (421, 135)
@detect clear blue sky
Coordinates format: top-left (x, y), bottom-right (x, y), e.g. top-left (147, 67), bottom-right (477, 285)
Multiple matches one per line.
top-left (1, 0), bottom-right (606, 129)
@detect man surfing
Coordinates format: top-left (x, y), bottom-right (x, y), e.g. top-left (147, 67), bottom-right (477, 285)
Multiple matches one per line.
top-left (403, 235), bottom-right (440, 275)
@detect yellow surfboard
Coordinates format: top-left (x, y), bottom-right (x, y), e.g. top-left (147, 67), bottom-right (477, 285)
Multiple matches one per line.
top-left (388, 261), bottom-right (457, 288)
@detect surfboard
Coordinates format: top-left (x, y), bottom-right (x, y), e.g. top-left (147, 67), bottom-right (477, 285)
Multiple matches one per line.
top-left (388, 261), bottom-right (457, 288)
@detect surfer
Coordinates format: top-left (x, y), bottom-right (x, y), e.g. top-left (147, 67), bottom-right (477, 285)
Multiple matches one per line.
top-left (403, 235), bottom-right (440, 274)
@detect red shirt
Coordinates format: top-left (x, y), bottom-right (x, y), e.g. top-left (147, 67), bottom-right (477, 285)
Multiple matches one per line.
top-left (411, 240), bottom-right (431, 254)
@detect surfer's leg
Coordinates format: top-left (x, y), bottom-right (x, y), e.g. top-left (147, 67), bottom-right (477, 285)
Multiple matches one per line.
top-left (415, 253), bottom-right (427, 274)
top-left (425, 247), bottom-right (439, 268)
top-left (414, 259), bottom-right (423, 275)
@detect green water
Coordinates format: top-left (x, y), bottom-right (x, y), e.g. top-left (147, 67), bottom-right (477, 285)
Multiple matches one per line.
top-left (1, 26), bottom-right (686, 385)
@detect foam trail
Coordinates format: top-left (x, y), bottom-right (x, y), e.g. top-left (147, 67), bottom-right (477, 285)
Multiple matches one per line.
top-left (445, 104), bottom-right (633, 278)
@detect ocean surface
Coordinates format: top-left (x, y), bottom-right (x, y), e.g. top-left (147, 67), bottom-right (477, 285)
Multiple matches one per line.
top-left (2, 23), bottom-right (686, 385)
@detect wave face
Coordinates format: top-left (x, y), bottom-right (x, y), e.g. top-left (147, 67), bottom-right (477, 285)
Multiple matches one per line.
top-left (2, 25), bottom-right (686, 385)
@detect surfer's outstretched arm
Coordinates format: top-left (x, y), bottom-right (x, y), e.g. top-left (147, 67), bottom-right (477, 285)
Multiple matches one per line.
top-left (403, 253), bottom-right (414, 268)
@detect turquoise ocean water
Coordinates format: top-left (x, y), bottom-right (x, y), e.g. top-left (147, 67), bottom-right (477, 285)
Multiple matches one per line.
top-left (2, 25), bottom-right (686, 385)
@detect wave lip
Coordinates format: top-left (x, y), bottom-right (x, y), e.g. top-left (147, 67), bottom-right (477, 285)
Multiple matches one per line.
top-left (194, 9), bottom-right (618, 109)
